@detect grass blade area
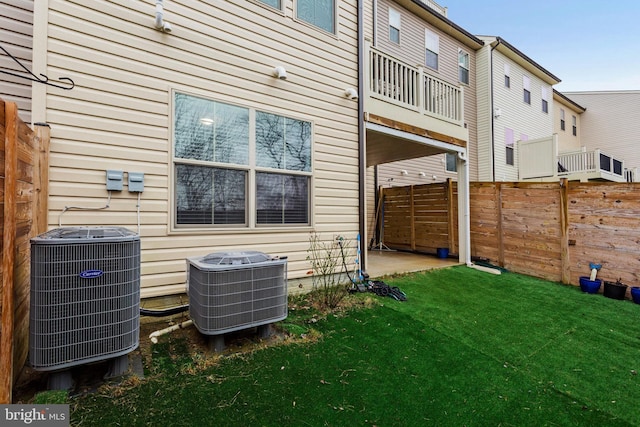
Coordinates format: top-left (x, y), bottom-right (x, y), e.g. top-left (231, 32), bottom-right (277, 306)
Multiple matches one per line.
top-left (70, 266), bottom-right (640, 426)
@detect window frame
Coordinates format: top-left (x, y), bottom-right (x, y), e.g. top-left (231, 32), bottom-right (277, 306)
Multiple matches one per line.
top-left (458, 49), bottom-right (470, 85)
top-left (171, 90), bottom-right (314, 230)
top-left (425, 29), bottom-right (439, 70)
top-left (572, 115), bottom-right (577, 136)
top-left (523, 75), bottom-right (531, 105)
top-left (505, 127), bottom-right (515, 166)
top-left (445, 153), bottom-right (457, 173)
top-left (504, 63), bottom-right (510, 88)
top-left (295, 0), bottom-right (337, 35)
top-left (560, 108), bottom-right (565, 131)
top-left (254, 0), bottom-right (284, 11)
top-left (389, 8), bottom-right (401, 44)
top-left (541, 87), bottom-right (549, 113)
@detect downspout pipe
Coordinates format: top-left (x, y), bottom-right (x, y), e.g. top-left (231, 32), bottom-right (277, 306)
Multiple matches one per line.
top-left (154, 0), bottom-right (172, 33)
top-left (489, 39), bottom-right (501, 182)
top-left (357, 0), bottom-right (366, 272)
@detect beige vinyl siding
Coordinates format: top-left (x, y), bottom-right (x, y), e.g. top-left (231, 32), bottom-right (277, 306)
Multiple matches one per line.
top-left (563, 91), bottom-right (640, 170)
top-left (475, 45), bottom-right (493, 181)
top-left (553, 94), bottom-right (582, 152)
top-left (39, 0), bottom-right (359, 298)
top-left (0, 0), bottom-right (33, 122)
top-left (490, 50), bottom-right (553, 182)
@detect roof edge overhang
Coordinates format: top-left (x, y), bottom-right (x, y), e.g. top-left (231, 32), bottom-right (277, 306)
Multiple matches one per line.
top-left (396, 0), bottom-right (484, 50)
top-left (553, 89), bottom-right (586, 113)
top-left (479, 35), bottom-right (561, 85)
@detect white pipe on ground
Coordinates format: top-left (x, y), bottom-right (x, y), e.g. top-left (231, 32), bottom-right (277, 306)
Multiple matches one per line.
top-left (149, 319), bottom-right (193, 344)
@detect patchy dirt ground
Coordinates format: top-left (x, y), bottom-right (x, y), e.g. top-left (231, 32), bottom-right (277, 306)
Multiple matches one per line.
top-left (12, 292), bottom-right (379, 403)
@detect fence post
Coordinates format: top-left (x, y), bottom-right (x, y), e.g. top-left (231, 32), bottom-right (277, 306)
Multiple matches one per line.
top-left (410, 185), bottom-right (415, 251)
top-left (446, 179), bottom-right (456, 254)
top-left (559, 179), bottom-right (571, 284)
top-left (1, 101), bottom-right (18, 404)
top-left (496, 183), bottom-right (505, 267)
top-left (33, 123), bottom-right (51, 235)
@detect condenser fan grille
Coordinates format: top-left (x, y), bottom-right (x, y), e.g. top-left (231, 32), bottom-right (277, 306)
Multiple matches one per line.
top-left (188, 252), bottom-right (287, 335)
top-left (29, 227), bottom-right (141, 371)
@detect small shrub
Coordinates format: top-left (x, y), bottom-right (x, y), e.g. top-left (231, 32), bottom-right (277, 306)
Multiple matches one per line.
top-left (306, 232), bottom-right (353, 309)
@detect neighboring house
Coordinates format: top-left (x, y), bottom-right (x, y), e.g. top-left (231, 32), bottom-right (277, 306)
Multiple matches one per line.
top-left (562, 90), bottom-right (640, 182)
top-left (28, 0), bottom-right (361, 300)
top-left (475, 35), bottom-right (560, 182)
top-left (0, 0), bottom-right (33, 122)
top-left (553, 89), bottom-right (585, 152)
top-left (373, 0), bottom-right (482, 189)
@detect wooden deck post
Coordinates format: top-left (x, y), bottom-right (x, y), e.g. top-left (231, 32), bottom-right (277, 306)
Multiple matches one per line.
top-left (446, 179), bottom-right (456, 254)
top-left (410, 185), bottom-right (415, 251)
top-left (496, 183), bottom-right (505, 267)
top-left (1, 101), bottom-right (18, 404)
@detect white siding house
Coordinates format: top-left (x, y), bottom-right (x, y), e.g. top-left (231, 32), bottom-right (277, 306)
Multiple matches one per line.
top-left (31, 0), bottom-right (360, 299)
top-left (563, 91), bottom-right (640, 179)
top-left (475, 36), bottom-right (560, 182)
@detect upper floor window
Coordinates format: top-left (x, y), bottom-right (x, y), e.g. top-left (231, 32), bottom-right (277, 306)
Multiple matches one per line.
top-left (458, 50), bottom-right (469, 84)
top-left (425, 29), bottom-right (439, 70)
top-left (560, 108), bottom-right (566, 131)
top-left (504, 63), bottom-right (510, 88)
top-left (389, 8), bottom-right (401, 44)
top-left (523, 75), bottom-right (531, 104)
top-left (505, 127), bottom-right (514, 166)
top-left (572, 115), bottom-right (577, 136)
top-left (173, 92), bottom-right (312, 227)
top-left (297, 0), bottom-right (335, 33)
top-left (259, 0), bottom-right (282, 9)
top-left (541, 87), bottom-right (549, 113)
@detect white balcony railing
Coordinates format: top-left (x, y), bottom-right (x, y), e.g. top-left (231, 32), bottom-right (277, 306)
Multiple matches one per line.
top-left (367, 46), bottom-right (464, 126)
top-left (557, 149), bottom-right (625, 180)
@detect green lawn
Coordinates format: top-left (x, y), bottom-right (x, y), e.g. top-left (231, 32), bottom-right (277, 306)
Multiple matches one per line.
top-left (68, 266), bottom-right (640, 426)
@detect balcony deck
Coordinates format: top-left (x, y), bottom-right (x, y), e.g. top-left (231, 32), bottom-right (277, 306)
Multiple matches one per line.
top-left (364, 43), bottom-right (468, 161)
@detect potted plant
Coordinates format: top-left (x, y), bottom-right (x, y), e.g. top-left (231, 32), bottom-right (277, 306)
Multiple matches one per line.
top-left (579, 276), bottom-right (602, 294)
top-left (603, 278), bottom-right (628, 300)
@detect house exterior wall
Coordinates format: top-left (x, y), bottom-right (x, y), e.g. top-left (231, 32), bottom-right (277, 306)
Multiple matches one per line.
top-left (373, 0), bottom-right (479, 186)
top-left (33, 0), bottom-right (359, 298)
top-left (475, 45), bottom-right (492, 181)
top-left (563, 91), bottom-right (640, 170)
top-left (0, 0), bottom-right (33, 122)
top-left (553, 92), bottom-right (583, 152)
top-left (477, 39), bottom-right (555, 182)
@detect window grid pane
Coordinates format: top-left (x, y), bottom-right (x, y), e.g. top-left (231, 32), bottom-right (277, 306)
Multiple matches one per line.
top-left (256, 173), bottom-right (309, 224)
top-left (297, 0), bottom-right (335, 33)
top-left (176, 165), bottom-right (246, 225)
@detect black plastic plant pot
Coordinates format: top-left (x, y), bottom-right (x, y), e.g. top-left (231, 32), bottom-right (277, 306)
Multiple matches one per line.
top-left (579, 277), bottom-right (601, 294)
top-left (631, 287), bottom-right (640, 305)
top-left (603, 281), bottom-right (628, 300)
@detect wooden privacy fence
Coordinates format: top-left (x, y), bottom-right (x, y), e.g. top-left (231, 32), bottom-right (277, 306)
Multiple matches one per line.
top-left (381, 180), bottom-right (640, 290)
top-left (0, 99), bottom-right (50, 403)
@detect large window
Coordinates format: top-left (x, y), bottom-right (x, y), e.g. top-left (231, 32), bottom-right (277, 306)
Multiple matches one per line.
top-left (389, 8), bottom-right (400, 44)
top-left (297, 0), bottom-right (335, 33)
top-left (560, 108), bottom-right (566, 131)
top-left (458, 50), bottom-right (469, 84)
top-left (173, 92), bottom-right (312, 227)
top-left (425, 29), bottom-right (439, 70)
top-left (572, 115), bottom-right (577, 136)
top-left (541, 87), bottom-right (549, 113)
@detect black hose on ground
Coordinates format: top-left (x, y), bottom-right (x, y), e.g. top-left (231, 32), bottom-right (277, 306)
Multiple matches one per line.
top-left (140, 304), bottom-right (189, 317)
